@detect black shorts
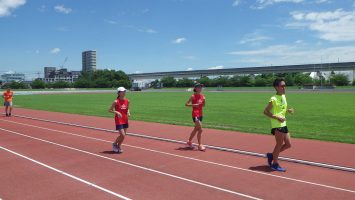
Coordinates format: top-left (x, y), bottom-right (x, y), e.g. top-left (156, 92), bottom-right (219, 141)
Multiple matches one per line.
top-left (192, 116), bottom-right (203, 122)
top-left (116, 124), bottom-right (129, 130)
top-left (271, 126), bottom-right (288, 135)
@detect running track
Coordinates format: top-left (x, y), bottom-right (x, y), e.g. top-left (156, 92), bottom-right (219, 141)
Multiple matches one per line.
top-left (0, 108), bottom-right (354, 199)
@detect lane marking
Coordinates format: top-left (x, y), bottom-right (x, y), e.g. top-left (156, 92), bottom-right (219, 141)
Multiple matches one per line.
top-left (1, 119), bottom-right (355, 194)
top-left (0, 145), bottom-right (132, 200)
top-left (9, 113), bottom-right (355, 173)
top-left (0, 127), bottom-right (262, 200)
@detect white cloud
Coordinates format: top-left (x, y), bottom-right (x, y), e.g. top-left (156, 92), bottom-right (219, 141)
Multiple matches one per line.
top-left (186, 68), bottom-right (193, 71)
top-left (208, 66), bottom-right (224, 70)
top-left (183, 55), bottom-right (196, 60)
top-left (288, 9), bottom-right (355, 41)
top-left (144, 28), bottom-right (157, 34)
top-left (240, 31), bottom-right (272, 44)
top-left (50, 48), bottom-right (61, 54)
top-left (54, 5), bottom-right (72, 14)
top-left (105, 19), bottom-right (117, 25)
top-left (252, 0), bottom-right (304, 9)
top-left (37, 5), bottom-right (46, 12)
top-left (172, 37), bottom-right (186, 44)
top-left (126, 25), bottom-right (157, 34)
top-left (0, 0), bottom-right (26, 17)
top-left (315, 0), bottom-right (331, 3)
top-left (228, 44), bottom-right (355, 66)
top-left (232, 0), bottom-right (242, 7)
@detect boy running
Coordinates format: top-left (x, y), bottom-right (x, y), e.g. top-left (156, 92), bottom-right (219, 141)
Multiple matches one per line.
top-left (109, 87), bottom-right (130, 153)
top-left (185, 83), bottom-right (206, 151)
top-left (264, 78), bottom-right (294, 172)
top-left (3, 88), bottom-right (13, 117)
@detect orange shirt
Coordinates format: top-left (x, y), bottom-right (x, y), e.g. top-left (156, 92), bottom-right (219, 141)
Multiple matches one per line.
top-left (3, 91), bottom-right (13, 102)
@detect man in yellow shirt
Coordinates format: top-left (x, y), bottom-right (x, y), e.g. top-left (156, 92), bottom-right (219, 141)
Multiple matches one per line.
top-left (3, 88), bottom-right (13, 117)
top-left (264, 78), bottom-right (294, 172)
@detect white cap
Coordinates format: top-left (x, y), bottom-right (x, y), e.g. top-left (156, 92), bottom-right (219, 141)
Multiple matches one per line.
top-left (117, 87), bottom-right (126, 92)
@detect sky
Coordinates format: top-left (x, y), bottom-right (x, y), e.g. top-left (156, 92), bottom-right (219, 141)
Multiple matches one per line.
top-left (1, 0), bottom-right (355, 77)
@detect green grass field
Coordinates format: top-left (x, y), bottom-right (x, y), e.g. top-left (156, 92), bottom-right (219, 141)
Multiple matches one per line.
top-left (12, 91), bottom-right (355, 144)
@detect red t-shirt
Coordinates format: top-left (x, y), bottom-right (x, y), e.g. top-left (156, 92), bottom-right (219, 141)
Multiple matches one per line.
top-left (114, 98), bottom-right (129, 125)
top-left (3, 91), bottom-right (13, 102)
top-left (191, 93), bottom-right (205, 117)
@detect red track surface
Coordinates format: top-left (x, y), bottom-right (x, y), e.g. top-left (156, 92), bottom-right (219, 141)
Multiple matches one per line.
top-left (0, 108), bottom-right (354, 200)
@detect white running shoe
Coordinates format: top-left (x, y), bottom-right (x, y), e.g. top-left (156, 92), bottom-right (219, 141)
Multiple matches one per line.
top-left (112, 143), bottom-right (119, 153)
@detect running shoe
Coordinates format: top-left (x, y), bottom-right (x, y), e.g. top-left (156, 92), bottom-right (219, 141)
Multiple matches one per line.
top-left (186, 141), bottom-right (193, 148)
top-left (5, 113), bottom-right (8, 117)
top-left (8, 113), bottom-right (11, 117)
top-left (266, 153), bottom-right (273, 166)
top-left (112, 143), bottom-right (119, 153)
top-left (117, 148), bottom-right (124, 154)
top-left (271, 163), bottom-right (286, 172)
top-left (198, 145), bottom-right (206, 151)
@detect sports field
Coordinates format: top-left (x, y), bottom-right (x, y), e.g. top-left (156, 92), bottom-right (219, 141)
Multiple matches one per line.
top-left (13, 91), bottom-right (355, 144)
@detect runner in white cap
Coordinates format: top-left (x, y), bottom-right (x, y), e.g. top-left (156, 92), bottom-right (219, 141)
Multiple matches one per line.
top-left (108, 87), bottom-right (130, 153)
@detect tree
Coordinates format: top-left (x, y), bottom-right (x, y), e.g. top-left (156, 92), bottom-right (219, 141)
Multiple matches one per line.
top-left (161, 76), bottom-right (176, 87)
top-left (254, 75), bottom-right (267, 86)
top-left (31, 79), bottom-right (46, 89)
top-left (285, 74), bottom-right (295, 86)
top-left (2, 81), bottom-right (29, 89)
top-left (214, 76), bottom-right (231, 87)
top-left (75, 69), bottom-right (131, 88)
top-left (176, 78), bottom-right (194, 88)
top-left (294, 73), bottom-right (312, 86)
top-left (230, 75), bottom-right (242, 87)
top-left (240, 75), bottom-right (254, 87)
top-left (50, 81), bottom-right (72, 88)
top-left (198, 76), bottom-right (211, 87)
top-left (330, 74), bottom-right (349, 86)
top-left (150, 79), bottom-right (161, 88)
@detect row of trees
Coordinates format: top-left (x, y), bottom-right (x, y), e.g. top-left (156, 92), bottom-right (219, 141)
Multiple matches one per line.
top-left (30, 69), bottom-right (132, 89)
top-left (156, 72), bottom-right (352, 88)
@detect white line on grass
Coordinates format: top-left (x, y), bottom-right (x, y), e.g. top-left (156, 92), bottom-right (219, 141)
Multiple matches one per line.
top-left (1, 119), bottom-right (355, 194)
top-left (0, 127), bottom-right (262, 200)
top-left (0, 145), bottom-right (132, 200)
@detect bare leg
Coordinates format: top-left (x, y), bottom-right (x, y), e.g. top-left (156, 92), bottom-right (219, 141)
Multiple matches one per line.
top-left (188, 127), bottom-right (198, 142)
top-left (115, 129), bottom-right (126, 148)
top-left (280, 133), bottom-right (291, 153)
top-left (5, 106), bottom-right (8, 114)
top-left (272, 130), bottom-right (285, 164)
top-left (196, 121), bottom-right (203, 145)
top-left (9, 106), bottom-right (12, 114)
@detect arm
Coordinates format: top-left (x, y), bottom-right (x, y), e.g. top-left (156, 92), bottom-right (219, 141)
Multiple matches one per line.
top-left (185, 96), bottom-right (193, 107)
top-left (127, 101), bottom-right (131, 117)
top-left (108, 101), bottom-right (122, 118)
top-left (263, 102), bottom-right (285, 122)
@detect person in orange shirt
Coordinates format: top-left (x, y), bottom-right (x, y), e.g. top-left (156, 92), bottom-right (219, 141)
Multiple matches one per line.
top-left (3, 88), bottom-right (13, 117)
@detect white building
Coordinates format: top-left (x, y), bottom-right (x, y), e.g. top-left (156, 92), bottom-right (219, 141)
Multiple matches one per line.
top-left (0, 72), bottom-right (25, 83)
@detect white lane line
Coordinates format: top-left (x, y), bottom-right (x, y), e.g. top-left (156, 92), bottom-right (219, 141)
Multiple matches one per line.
top-left (0, 145), bottom-right (132, 200)
top-left (9, 113), bottom-right (355, 173)
top-left (0, 127), bottom-right (262, 200)
top-left (2, 119), bottom-right (355, 194)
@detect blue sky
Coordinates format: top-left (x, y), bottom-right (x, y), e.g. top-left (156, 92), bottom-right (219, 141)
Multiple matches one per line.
top-left (1, 0), bottom-right (355, 77)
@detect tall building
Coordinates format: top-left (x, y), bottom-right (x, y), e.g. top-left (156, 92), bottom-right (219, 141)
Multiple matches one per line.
top-left (82, 50), bottom-right (97, 72)
top-left (44, 67), bottom-right (56, 78)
